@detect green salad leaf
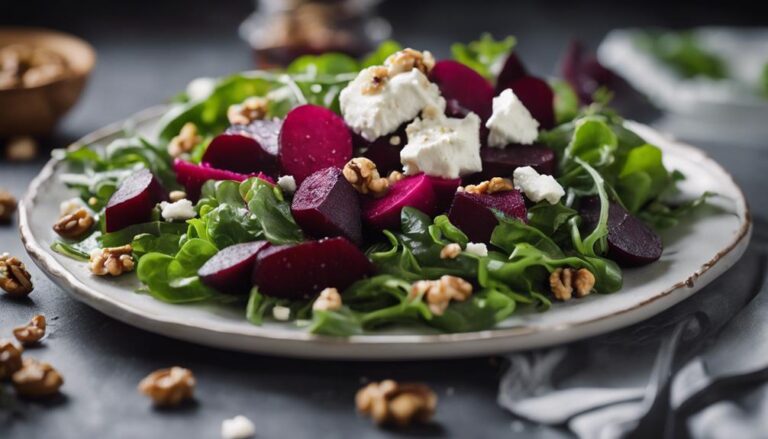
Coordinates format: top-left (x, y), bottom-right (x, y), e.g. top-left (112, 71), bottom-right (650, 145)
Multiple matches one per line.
top-left (100, 222), bottom-right (188, 247)
top-left (452, 33), bottom-right (516, 80)
top-left (361, 40), bottom-right (403, 68)
top-left (287, 53), bottom-right (359, 76)
top-left (550, 79), bottom-right (580, 124)
top-left (635, 31), bottom-right (727, 79)
top-left (137, 238), bottom-right (219, 303)
top-left (240, 177), bottom-right (303, 245)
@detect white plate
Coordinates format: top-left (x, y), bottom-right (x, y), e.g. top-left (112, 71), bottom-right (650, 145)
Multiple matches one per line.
top-left (19, 108), bottom-right (752, 360)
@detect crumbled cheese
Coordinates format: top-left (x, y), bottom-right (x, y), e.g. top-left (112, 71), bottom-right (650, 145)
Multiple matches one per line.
top-left (160, 199), bottom-right (197, 221)
top-left (400, 111), bottom-right (482, 179)
top-left (277, 175), bottom-right (297, 194)
top-left (221, 415), bottom-right (255, 439)
top-left (513, 166), bottom-right (565, 205)
top-left (486, 89), bottom-right (539, 147)
top-left (340, 68), bottom-right (446, 142)
top-left (389, 134), bottom-right (402, 146)
top-left (272, 305), bottom-right (291, 321)
top-left (186, 77), bottom-right (216, 101)
top-left (59, 197), bottom-right (85, 216)
top-left (464, 242), bottom-right (488, 257)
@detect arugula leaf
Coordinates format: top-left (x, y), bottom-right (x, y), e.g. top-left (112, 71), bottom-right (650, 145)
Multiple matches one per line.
top-left (451, 33), bottom-right (516, 80)
top-left (245, 288), bottom-right (279, 325)
top-left (361, 40), bottom-right (403, 67)
top-left (527, 202), bottom-right (578, 237)
top-left (287, 53), bottom-right (359, 75)
top-left (639, 192), bottom-right (714, 229)
top-left (550, 79), bottom-right (580, 124)
top-left (50, 241), bottom-right (91, 261)
top-left (137, 238), bottom-right (219, 303)
top-left (308, 309), bottom-right (363, 336)
top-left (240, 177), bottom-right (303, 245)
top-left (100, 222), bottom-right (188, 247)
top-left (131, 233), bottom-right (183, 258)
top-left (104, 137), bottom-right (179, 190)
top-left (635, 31), bottom-right (727, 79)
top-left (564, 117), bottom-right (618, 168)
top-left (615, 144), bottom-right (670, 212)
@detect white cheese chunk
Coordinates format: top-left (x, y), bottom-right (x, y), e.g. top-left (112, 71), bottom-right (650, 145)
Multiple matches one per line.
top-left (221, 415), bottom-right (255, 439)
top-left (272, 305), bottom-right (291, 321)
top-left (513, 166), bottom-right (565, 205)
top-left (340, 68), bottom-right (445, 142)
top-left (186, 77), bottom-right (216, 101)
top-left (160, 199), bottom-right (196, 221)
top-left (464, 242), bottom-right (489, 257)
top-left (277, 175), bottom-right (297, 194)
top-left (486, 89), bottom-right (539, 147)
top-left (400, 111), bottom-right (482, 179)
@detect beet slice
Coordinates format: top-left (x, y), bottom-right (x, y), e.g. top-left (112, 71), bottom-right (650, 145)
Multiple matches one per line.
top-left (202, 119), bottom-right (282, 176)
top-left (278, 104), bottom-right (353, 184)
top-left (105, 168), bottom-right (166, 232)
top-left (448, 190), bottom-right (527, 244)
top-left (507, 76), bottom-right (556, 130)
top-left (199, 241), bottom-right (270, 294)
top-left (562, 40), bottom-right (618, 104)
top-left (291, 167), bottom-right (363, 245)
top-left (427, 176), bottom-right (461, 213)
top-left (174, 159), bottom-right (273, 201)
top-left (252, 237), bottom-right (374, 299)
top-left (579, 196), bottom-right (662, 267)
top-left (430, 60), bottom-right (494, 121)
top-left (495, 53), bottom-right (528, 95)
top-left (363, 174), bottom-right (437, 231)
top-left (464, 144), bottom-right (557, 184)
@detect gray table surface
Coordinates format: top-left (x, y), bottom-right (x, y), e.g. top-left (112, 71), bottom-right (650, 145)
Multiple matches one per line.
top-left (2, 1), bottom-right (767, 438)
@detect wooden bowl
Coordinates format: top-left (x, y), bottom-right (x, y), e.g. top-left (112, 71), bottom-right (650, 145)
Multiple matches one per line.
top-left (0, 27), bottom-right (96, 136)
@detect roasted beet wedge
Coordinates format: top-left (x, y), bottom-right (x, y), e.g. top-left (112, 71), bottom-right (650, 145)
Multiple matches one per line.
top-left (448, 189), bottom-right (527, 244)
top-left (252, 237), bottom-right (374, 299)
top-left (105, 168), bottom-right (166, 232)
top-left (562, 40), bottom-right (617, 104)
top-left (199, 241), bottom-right (270, 294)
top-left (174, 159), bottom-right (273, 201)
top-left (202, 119), bottom-right (282, 176)
top-left (430, 60), bottom-right (494, 120)
top-left (363, 173), bottom-right (437, 230)
top-left (427, 176), bottom-right (462, 213)
top-left (495, 53), bottom-right (528, 95)
top-left (465, 144), bottom-right (557, 183)
top-left (291, 167), bottom-right (363, 245)
top-left (507, 76), bottom-right (556, 130)
top-left (579, 196), bottom-right (663, 267)
top-left (279, 104), bottom-right (353, 184)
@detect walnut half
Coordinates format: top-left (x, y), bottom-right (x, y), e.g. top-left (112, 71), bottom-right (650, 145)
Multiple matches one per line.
top-left (89, 245), bottom-right (135, 277)
top-left (0, 189), bottom-right (17, 223)
top-left (410, 275), bottom-right (473, 316)
top-left (0, 254), bottom-right (34, 297)
top-left (356, 380), bottom-right (437, 427)
top-left (227, 96), bottom-right (269, 125)
top-left (12, 358), bottom-right (64, 398)
top-left (53, 207), bottom-right (94, 240)
top-left (343, 157), bottom-right (390, 198)
top-left (13, 315), bottom-right (46, 346)
top-left (0, 339), bottom-right (23, 380)
top-left (464, 177), bottom-right (514, 195)
top-left (550, 267), bottom-right (596, 301)
top-left (138, 366), bottom-right (195, 406)
top-left (168, 122), bottom-right (201, 158)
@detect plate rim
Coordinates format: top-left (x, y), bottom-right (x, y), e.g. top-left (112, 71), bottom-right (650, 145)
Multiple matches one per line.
top-left (18, 107), bottom-right (753, 359)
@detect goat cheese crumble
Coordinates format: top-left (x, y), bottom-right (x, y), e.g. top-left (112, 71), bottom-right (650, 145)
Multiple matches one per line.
top-left (221, 415), bottom-right (255, 439)
top-left (400, 109), bottom-right (482, 179)
top-left (160, 199), bottom-right (197, 221)
top-left (513, 166), bottom-right (565, 205)
top-left (340, 68), bottom-right (446, 142)
top-left (277, 175), bottom-right (297, 194)
top-left (464, 242), bottom-right (489, 257)
top-left (272, 305), bottom-right (291, 321)
top-left (486, 89), bottom-right (539, 147)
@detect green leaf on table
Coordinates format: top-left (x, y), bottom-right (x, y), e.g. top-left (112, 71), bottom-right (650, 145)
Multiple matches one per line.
top-left (451, 33), bottom-right (516, 80)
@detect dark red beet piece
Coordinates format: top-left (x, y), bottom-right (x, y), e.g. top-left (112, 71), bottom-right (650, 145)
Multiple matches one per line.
top-left (199, 241), bottom-right (270, 294)
top-left (202, 119), bottom-right (282, 176)
top-left (430, 60), bottom-right (494, 120)
top-left (291, 167), bottom-right (362, 245)
top-left (352, 123), bottom-right (407, 175)
top-left (278, 104), bottom-right (353, 184)
top-left (506, 76), bottom-right (556, 130)
top-left (579, 196), bottom-right (662, 267)
top-left (363, 174), bottom-right (437, 230)
top-left (105, 168), bottom-right (166, 232)
top-left (174, 159), bottom-right (273, 201)
top-left (252, 237), bottom-right (374, 299)
top-left (495, 52), bottom-right (528, 95)
top-left (427, 176), bottom-right (461, 213)
top-left (561, 40), bottom-right (619, 104)
top-left (464, 144), bottom-right (557, 184)
top-left (448, 189), bottom-right (527, 244)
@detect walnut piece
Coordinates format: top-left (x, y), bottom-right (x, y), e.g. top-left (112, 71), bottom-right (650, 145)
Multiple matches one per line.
top-left (410, 275), bottom-right (473, 316)
top-left (362, 66), bottom-right (390, 95)
top-left (168, 122), bottom-right (201, 158)
top-left (89, 245), bottom-right (135, 277)
top-left (0, 339), bottom-right (23, 380)
top-left (385, 49), bottom-right (436, 76)
top-left (227, 96), bottom-right (269, 125)
top-left (12, 358), bottom-right (63, 398)
top-left (6, 136), bottom-right (38, 161)
top-left (388, 170), bottom-right (405, 184)
top-left (312, 287), bottom-right (342, 312)
top-left (0, 189), bottom-right (17, 223)
top-left (464, 177), bottom-right (514, 195)
top-left (169, 190), bottom-right (187, 202)
top-left (356, 380), bottom-right (437, 427)
top-left (550, 267), bottom-right (595, 301)
top-left (343, 157), bottom-right (390, 198)
top-left (53, 207), bottom-right (94, 240)
top-left (0, 254), bottom-right (34, 297)
top-left (439, 243), bottom-right (461, 260)
top-left (13, 315), bottom-right (46, 346)
top-left (138, 366), bottom-right (195, 406)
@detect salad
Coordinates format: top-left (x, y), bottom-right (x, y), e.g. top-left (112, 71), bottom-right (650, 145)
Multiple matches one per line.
top-left (50, 35), bottom-right (708, 336)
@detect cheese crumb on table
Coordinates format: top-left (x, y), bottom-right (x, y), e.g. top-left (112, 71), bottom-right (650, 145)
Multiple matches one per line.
top-left (221, 415), bottom-right (255, 439)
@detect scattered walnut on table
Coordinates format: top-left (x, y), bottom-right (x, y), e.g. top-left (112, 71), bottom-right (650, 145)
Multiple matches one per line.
top-left (138, 366), bottom-right (195, 406)
top-left (13, 315), bottom-right (46, 346)
top-left (89, 245), bottom-right (135, 277)
top-left (6, 136), bottom-right (38, 162)
top-left (439, 243), bottom-right (461, 260)
top-left (0, 254), bottom-right (34, 297)
top-left (410, 275), bottom-right (473, 316)
top-left (11, 358), bottom-right (63, 398)
top-left (356, 379), bottom-right (437, 427)
top-left (550, 267), bottom-right (595, 301)
top-left (227, 96), bottom-right (269, 125)
top-left (53, 207), bottom-right (94, 240)
top-left (312, 287), bottom-right (342, 312)
top-left (0, 189), bottom-right (17, 223)
top-left (385, 48), bottom-right (436, 76)
top-left (0, 339), bottom-right (23, 380)
top-left (343, 157), bottom-right (390, 198)
top-left (464, 177), bottom-right (514, 195)
top-left (167, 122), bottom-right (201, 158)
